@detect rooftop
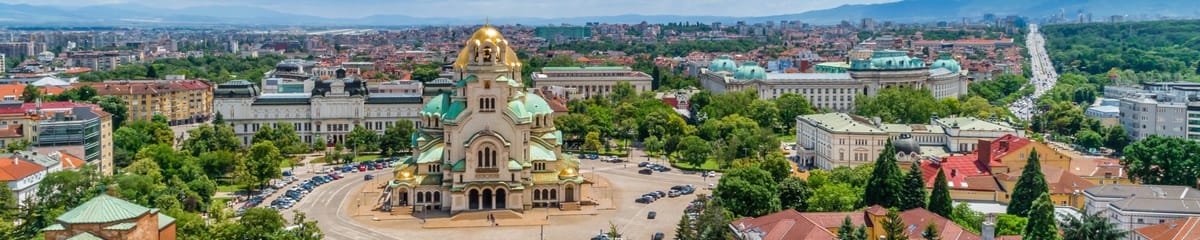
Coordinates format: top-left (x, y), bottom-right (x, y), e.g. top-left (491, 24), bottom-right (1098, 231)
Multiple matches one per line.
top-left (1135, 216), bottom-right (1200, 240)
top-left (1085, 184), bottom-right (1200, 199)
top-left (798, 113), bottom-right (885, 134)
top-left (0, 157), bottom-right (46, 181)
top-left (54, 194), bottom-right (152, 224)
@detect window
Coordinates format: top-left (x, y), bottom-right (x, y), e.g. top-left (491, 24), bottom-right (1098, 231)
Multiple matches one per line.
top-left (481, 97), bottom-right (496, 111)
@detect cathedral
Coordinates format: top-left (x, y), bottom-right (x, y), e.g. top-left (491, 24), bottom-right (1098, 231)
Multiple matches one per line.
top-left (388, 25), bottom-right (585, 214)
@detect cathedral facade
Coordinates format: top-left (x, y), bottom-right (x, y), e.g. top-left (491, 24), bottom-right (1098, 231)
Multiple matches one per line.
top-left (388, 25), bottom-right (585, 214)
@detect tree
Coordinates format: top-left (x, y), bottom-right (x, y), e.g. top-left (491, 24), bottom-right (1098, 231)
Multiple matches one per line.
top-left (950, 202), bottom-right (985, 234)
top-left (643, 135), bottom-right (664, 156)
top-left (677, 136), bottom-right (711, 167)
top-left (1007, 148), bottom-right (1050, 217)
top-left (761, 151), bottom-right (792, 182)
top-left (1074, 129), bottom-right (1103, 150)
top-left (928, 168), bottom-right (954, 218)
top-left (20, 84), bottom-right (39, 103)
top-left (854, 87), bottom-right (946, 123)
top-left (775, 93), bottom-right (814, 131)
top-left (152, 114), bottom-right (168, 124)
top-left (837, 216), bottom-right (866, 240)
top-left (863, 139), bottom-right (904, 208)
top-left (881, 209), bottom-right (909, 240)
top-left (246, 141), bottom-right (284, 189)
top-left (675, 212), bottom-right (695, 240)
top-left (606, 221), bottom-right (621, 239)
top-left (1061, 208), bottom-right (1126, 240)
top-left (0, 181), bottom-right (16, 221)
top-left (922, 222), bottom-right (940, 240)
top-left (1022, 193), bottom-right (1061, 240)
top-left (93, 96), bottom-right (128, 127)
top-left (746, 100), bottom-right (780, 131)
top-left (345, 125), bottom-right (378, 155)
top-left (900, 162), bottom-right (927, 211)
top-left (213, 111), bottom-right (225, 125)
top-left (806, 183), bottom-right (861, 212)
top-left (694, 196), bottom-right (732, 240)
top-left (715, 167), bottom-right (780, 217)
top-left (1122, 135), bottom-right (1200, 186)
top-left (777, 176), bottom-right (811, 211)
top-left (995, 214), bottom-right (1028, 235)
top-left (379, 120), bottom-right (415, 156)
top-left (583, 131), bottom-right (602, 151)
top-left (182, 124), bottom-right (240, 156)
top-left (1103, 125), bottom-right (1128, 152)
top-left (4, 139), bottom-right (30, 152)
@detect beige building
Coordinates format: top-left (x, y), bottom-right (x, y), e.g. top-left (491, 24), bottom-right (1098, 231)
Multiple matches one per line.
top-left (388, 25), bottom-right (585, 214)
top-left (530, 66), bottom-right (652, 100)
top-left (77, 77), bottom-right (213, 126)
top-left (796, 113), bottom-right (1020, 169)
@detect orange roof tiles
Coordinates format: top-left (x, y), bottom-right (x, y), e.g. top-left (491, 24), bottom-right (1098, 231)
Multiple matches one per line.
top-left (732, 207), bottom-right (981, 240)
top-left (1135, 217), bottom-right (1200, 240)
top-left (59, 151), bottom-right (86, 170)
top-left (0, 84), bottom-right (24, 98)
top-left (0, 157), bottom-right (46, 181)
top-left (1069, 158), bottom-right (1125, 179)
top-left (996, 165), bottom-right (1095, 195)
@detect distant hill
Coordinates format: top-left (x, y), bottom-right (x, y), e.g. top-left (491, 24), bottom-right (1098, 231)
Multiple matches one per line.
top-left (0, 0), bottom-right (1197, 27)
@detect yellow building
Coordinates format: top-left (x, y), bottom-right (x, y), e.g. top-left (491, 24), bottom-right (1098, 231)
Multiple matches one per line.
top-left (996, 164), bottom-right (1095, 209)
top-left (977, 134), bottom-right (1073, 174)
top-left (77, 78), bottom-right (213, 126)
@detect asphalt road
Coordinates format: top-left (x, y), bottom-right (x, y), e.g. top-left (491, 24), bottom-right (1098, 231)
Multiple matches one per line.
top-left (1009, 24), bottom-right (1059, 121)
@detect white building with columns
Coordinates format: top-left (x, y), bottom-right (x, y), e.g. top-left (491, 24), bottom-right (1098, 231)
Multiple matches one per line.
top-left (530, 66), bottom-right (653, 101)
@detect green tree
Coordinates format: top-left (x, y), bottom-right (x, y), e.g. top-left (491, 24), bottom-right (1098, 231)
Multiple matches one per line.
top-left (695, 196), bottom-right (732, 240)
top-left (675, 212), bottom-right (695, 240)
top-left (1074, 129), bottom-right (1104, 150)
top-left (928, 168), bottom-right (954, 218)
top-left (252, 124), bottom-right (277, 144)
top-left (677, 136), bottom-right (711, 167)
top-left (777, 176), bottom-right (811, 211)
top-left (775, 93), bottom-right (814, 131)
top-left (996, 214), bottom-right (1028, 235)
top-left (246, 141), bottom-right (284, 189)
top-left (760, 151), bottom-right (792, 182)
top-left (1121, 135), bottom-right (1200, 186)
top-left (20, 84), bottom-right (39, 103)
top-left (583, 131), bottom-right (602, 151)
top-left (715, 167), bottom-right (780, 217)
top-left (213, 111), bottom-right (225, 125)
top-left (837, 216), bottom-right (866, 240)
top-left (1061, 208), bottom-right (1126, 240)
top-left (345, 125), bottom-right (379, 155)
top-left (197, 150), bottom-right (237, 180)
top-left (922, 222), bottom-right (941, 240)
top-left (182, 124), bottom-right (241, 156)
top-left (1007, 148), bottom-right (1049, 217)
top-left (93, 96), bottom-right (128, 127)
top-left (900, 162), bottom-right (927, 211)
top-left (643, 135), bottom-right (664, 156)
top-left (854, 87), bottom-right (946, 123)
top-left (4, 139), bottom-right (30, 152)
top-left (950, 203), bottom-right (985, 234)
top-left (0, 181), bottom-right (16, 220)
top-left (1022, 193), bottom-right (1061, 240)
top-left (746, 100), bottom-right (780, 131)
top-left (881, 209), bottom-right (909, 240)
top-left (1103, 125), bottom-right (1129, 152)
top-left (806, 183), bottom-right (861, 212)
top-left (379, 120), bottom-right (415, 156)
top-left (863, 139), bottom-right (904, 208)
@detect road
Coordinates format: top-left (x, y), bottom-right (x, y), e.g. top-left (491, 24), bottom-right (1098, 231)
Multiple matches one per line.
top-left (291, 149), bottom-right (715, 240)
top-left (1009, 24), bottom-right (1059, 121)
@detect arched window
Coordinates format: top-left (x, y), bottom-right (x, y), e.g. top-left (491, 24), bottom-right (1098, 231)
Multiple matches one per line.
top-left (533, 190), bottom-right (541, 200)
top-left (477, 151), bottom-right (483, 167)
top-left (433, 192), bottom-right (440, 202)
top-left (550, 189), bottom-right (557, 200)
top-left (491, 150), bottom-right (498, 167)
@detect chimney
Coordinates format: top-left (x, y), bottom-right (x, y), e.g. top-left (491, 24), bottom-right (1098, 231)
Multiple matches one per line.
top-left (981, 213), bottom-right (997, 240)
top-left (977, 139), bottom-right (993, 163)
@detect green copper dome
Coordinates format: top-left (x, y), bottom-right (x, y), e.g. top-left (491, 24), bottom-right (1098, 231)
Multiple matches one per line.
top-left (930, 54), bottom-right (961, 73)
top-left (422, 93), bottom-right (449, 115)
top-left (851, 50), bottom-right (925, 70)
top-left (733, 61), bottom-right (766, 80)
top-left (524, 93), bottom-right (554, 115)
top-left (708, 55), bottom-right (737, 73)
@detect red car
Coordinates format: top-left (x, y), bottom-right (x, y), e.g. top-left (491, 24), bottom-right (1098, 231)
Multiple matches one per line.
top-left (357, 165), bottom-right (367, 172)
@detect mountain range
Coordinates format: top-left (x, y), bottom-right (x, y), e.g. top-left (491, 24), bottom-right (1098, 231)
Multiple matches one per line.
top-left (0, 0), bottom-right (1197, 27)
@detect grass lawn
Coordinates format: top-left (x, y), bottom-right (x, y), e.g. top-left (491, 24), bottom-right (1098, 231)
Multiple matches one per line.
top-left (216, 184), bottom-right (242, 193)
top-left (776, 133), bottom-right (796, 143)
top-left (354, 154), bottom-right (383, 162)
top-left (671, 159), bottom-right (722, 172)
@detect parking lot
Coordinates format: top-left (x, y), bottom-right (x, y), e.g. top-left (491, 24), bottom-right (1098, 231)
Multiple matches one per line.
top-left (291, 148), bottom-right (717, 240)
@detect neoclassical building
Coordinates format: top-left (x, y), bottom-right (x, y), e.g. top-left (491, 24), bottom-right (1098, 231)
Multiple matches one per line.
top-left (699, 51), bottom-right (968, 112)
top-left (388, 25), bottom-right (585, 214)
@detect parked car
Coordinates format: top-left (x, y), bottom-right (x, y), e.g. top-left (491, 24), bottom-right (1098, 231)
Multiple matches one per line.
top-left (358, 165), bottom-right (367, 172)
top-left (638, 162), bottom-right (649, 167)
top-left (364, 174), bottom-right (375, 181)
top-left (647, 211), bottom-right (657, 219)
top-left (375, 163), bottom-right (384, 169)
top-left (653, 191), bottom-right (666, 198)
top-left (635, 196), bottom-right (654, 204)
top-left (638, 169), bottom-right (653, 175)
top-left (668, 190), bottom-right (681, 198)
top-left (282, 170), bottom-right (292, 177)
top-left (652, 232), bottom-right (665, 240)
top-left (706, 171), bottom-right (718, 177)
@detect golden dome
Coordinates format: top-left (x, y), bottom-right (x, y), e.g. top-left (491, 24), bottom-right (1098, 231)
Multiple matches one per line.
top-left (453, 25), bottom-right (523, 71)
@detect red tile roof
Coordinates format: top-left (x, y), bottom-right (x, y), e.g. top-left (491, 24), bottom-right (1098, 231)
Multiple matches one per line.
top-left (997, 165), bottom-right (1095, 195)
top-left (0, 84), bottom-right (23, 98)
top-left (0, 157), bottom-right (46, 181)
top-left (1069, 158), bottom-right (1125, 179)
top-left (75, 79), bottom-right (211, 96)
top-left (898, 208), bottom-right (980, 240)
top-left (732, 207), bottom-right (981, 240)
top-left (59, 151), bottom-right (86, 170)
top-left (920, 157), bottom-right (996, 191)
top-left (1135, 216), bottom-right (1200, 240)
top-left (977, 134), bottom-right (1033, 167)
top-left (730, 209), bottom-right (838, 240)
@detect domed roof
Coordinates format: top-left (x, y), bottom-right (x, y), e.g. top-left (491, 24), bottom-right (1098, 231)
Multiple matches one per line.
top-left (421, 93), bottom-right (448, 115)
top-left (930, 54), bottom-right (961, 73)
top-left (452, 25), bottom-right (522, 70)
top-left (853, 50), bottom-right (925, 70)
top-left (708, 55), bottom-right (737, 73)
top-left (524, 93), bottom-right (555, 115)
top-left (734, 61), bottom-right (766, 80)
top-left (893, 134), bottom-right (921, 154)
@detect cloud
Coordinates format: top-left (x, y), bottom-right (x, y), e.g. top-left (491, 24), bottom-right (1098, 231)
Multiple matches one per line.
top-left (6, 0), bottom-right (898, 18)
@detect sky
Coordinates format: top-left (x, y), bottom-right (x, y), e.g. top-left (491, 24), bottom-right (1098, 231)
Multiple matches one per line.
top-left (8, 0), bottom-right (899, 18)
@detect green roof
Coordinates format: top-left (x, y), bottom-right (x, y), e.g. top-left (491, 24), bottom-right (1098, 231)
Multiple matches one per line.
top-left (507, 99), bottom-right (531, 121)
top-left (451, 159), bottom-right (466, 172)
top-left (443, 101), bottom-right (467, 121)
top-left (66, 232), bottom-right (103, 240)
top-left (416, 144), bottom-right (444, 164)
top-left (733, 62), bottom-right (766, 80)
top-left (508, 159), bottom-right (523, 170)
top-left (44, 224), bottom-right (64, 231)
top-left (456, 75), bottom-right (478, 87)
top-left (157, 210), bottom-right (176, 230)
top-left (708, 55), bottom-right (737, 73)
top-left (104, 222), bottom-right (137, 230)
top-left (464, 130), bottom-right (511, 147)
top-left (422, 93), bottom-right (450, 115)
top-left (524, 93), bottom-right (554, 115)
top-left (55, 194), bottom-right (150, 224)
top-left (530, 143), bottom-right (557, 161)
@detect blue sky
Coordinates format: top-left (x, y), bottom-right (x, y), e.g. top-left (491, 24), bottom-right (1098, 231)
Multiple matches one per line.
top-left (11, 0), bottom-right (898, 18)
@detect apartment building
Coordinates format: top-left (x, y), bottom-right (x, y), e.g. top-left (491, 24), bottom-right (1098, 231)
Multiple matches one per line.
top-left (76, 77), bottom-right (213, 126)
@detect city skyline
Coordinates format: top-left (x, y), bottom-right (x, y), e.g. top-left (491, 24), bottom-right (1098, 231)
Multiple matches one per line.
top-left (5, 0), bottom-right (897, 19)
